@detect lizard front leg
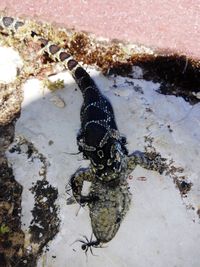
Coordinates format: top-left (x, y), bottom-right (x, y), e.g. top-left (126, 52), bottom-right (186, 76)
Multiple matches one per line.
top-left (127, 150), bottom-right (167, 175)
top-left (69, 167), bottom-right (98, 205)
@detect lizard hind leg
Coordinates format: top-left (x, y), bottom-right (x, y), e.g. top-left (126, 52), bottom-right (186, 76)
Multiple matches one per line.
top-left (69, 167), bottom-right (95, 204)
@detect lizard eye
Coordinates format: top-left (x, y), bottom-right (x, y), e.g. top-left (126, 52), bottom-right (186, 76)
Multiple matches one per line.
top-left (97, 150), bottom-right (104, 158)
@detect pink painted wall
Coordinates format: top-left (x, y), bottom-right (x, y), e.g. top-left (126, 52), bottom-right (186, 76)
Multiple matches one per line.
top-left (0, 0), bottom-right (199, 59)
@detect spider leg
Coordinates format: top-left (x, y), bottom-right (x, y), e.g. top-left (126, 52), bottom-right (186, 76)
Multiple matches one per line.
top-left (84, 246), bottom-right (89, 255)
top-left (70, 235), bottom-right (90, 246)
top-left (77, 240), bottom-right (88, 244)
top-left (82, 235), bottom-right (90, 243)
top-left (89, 233), bottom-right (93, 242)
top-left (89, 246), bottom-right (94, 256)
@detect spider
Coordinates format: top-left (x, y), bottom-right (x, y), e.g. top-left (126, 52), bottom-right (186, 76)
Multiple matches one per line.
top-left (77, 234), bottom-right (101, 255)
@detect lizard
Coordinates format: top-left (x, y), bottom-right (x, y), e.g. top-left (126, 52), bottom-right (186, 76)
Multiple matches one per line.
top-left (0, 16), bottom-right (168, 252)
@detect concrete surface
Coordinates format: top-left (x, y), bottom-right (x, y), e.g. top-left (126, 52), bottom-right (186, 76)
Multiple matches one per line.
top-left (0, 0), bottom-right (199, 59)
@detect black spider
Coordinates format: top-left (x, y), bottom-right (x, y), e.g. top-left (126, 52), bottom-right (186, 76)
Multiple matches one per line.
top-left (77, 235), bottom-right (101, 255)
